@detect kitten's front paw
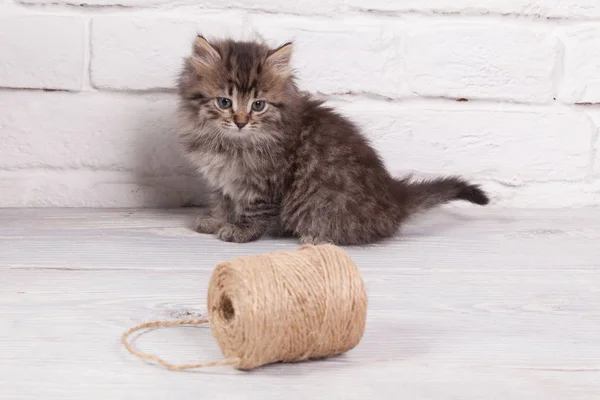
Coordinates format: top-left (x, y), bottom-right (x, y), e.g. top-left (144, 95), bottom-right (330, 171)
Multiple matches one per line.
top-left (217, 224), bottom-right (261, 243)
top-left (194, 214), bottom-right (223, 234)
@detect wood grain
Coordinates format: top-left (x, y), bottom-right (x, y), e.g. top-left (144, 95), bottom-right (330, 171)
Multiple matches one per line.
top-left (1, 207), bottom-right (599, 399)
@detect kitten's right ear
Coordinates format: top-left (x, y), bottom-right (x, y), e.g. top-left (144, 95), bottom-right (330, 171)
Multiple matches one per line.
top-left (192, 35), bottom-right (221, 68)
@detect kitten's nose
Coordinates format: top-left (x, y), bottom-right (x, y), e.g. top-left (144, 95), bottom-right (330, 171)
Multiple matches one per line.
top-left (234, 121), bottom-right (247, 130)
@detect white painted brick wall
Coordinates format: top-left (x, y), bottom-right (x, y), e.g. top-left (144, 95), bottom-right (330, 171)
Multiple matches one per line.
top-left (404, 22), bottom-right (558, 102)
top-left (331, 100), bottom-right (593, 183)
top-left (0, 0), bottom-right (599, 208)
top-left (0, 91), bottom-right (188, 173)
top-left (0, 15), bottom-right (85, 90)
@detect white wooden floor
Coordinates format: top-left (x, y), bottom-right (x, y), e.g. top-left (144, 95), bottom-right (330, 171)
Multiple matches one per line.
top-left (1, 207), bottom-right (599, 399)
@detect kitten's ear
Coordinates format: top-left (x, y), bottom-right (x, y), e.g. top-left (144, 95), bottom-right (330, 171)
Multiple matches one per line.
top-left (192, 35), bottom-right (221, 68)
top-left (266, 42), bottom-right (293, 76)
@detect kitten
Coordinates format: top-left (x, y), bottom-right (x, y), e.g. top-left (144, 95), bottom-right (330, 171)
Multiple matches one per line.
top-left (176, 36), bottom-right (489, 245)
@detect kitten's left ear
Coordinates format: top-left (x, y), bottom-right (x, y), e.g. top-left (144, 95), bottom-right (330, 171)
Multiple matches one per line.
top-left (266, 42), bottom-right (293, 76)
top-left (192, 35), bottom-right (221, 69)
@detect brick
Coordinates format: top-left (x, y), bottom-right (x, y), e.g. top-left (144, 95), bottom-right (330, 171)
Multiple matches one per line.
top-left (248, 16), bottom-right (405, 97)
top-left (91, 15), bottom-right (246, 90)
top-left (18, 0), bottom-right (341, 14)
top-left (205, 0), bottom-right (341, 14)
top-left (585, 110), bottom-right (600, 177)
top-left (0, 170), bottom-right (206, 207)
top-left (345, 0), bottom-right (600, 19)
top-left (559, 25), bottom-right (600, 104)
top-left (404, 23), bottom-right (557, 103)
top-left (0, 15), bottom-right (84, 91)
top-left (0, 91), bottom-right (192, 175)
top-left (329, 99), bottom-right (592, 183)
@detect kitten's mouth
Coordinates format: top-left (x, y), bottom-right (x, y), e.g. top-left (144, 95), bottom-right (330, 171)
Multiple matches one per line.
top-left (222, 124), bottom-right (249, 135)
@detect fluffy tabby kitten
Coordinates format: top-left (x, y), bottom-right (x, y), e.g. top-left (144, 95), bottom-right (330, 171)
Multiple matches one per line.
top-left (177, 36), bottom-right (489, 245)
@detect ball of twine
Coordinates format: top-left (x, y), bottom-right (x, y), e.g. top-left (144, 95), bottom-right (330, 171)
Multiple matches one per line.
top-left (122, 244), bottom-right (368, 371)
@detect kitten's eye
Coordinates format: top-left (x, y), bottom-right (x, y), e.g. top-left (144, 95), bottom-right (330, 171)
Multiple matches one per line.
top-left (216, 97), bottom-right (232, 109)
top-left (252, 100), bottom-right (266, 112)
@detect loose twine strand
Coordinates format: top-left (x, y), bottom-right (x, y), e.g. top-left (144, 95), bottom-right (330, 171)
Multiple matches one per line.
top-left (121, 318), bottom-right (239, 370)
top-left (121, 244), bottom-right (368, 371)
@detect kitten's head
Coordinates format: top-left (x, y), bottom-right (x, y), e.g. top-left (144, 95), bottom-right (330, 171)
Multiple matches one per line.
top-left (178, 36), bottom-right (297, 142)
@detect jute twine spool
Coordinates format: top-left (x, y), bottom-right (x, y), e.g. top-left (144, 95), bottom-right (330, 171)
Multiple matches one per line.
top-left (122, 244), bottom-right (368, 371)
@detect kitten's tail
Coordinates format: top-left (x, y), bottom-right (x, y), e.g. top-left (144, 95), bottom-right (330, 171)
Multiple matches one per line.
top-left (391, 175), bottom-right (489, 215)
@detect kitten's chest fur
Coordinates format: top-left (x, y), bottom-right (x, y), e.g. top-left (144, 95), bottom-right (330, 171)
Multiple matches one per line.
top-left (189, 148), bottom-right (284, 203)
